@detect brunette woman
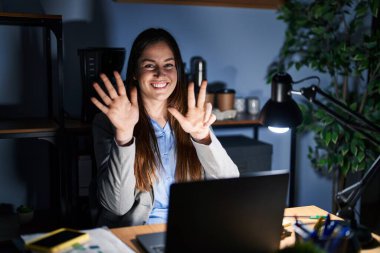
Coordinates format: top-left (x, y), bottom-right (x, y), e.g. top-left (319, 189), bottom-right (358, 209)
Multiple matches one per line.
top-left (91, 28), bottom-right (239, 227)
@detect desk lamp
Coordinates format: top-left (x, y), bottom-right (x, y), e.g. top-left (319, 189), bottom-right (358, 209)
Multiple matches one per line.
top-left (259, 72), bottom-right (380, 247)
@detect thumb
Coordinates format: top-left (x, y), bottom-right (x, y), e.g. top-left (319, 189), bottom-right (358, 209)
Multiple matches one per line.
top-left (168, 107), bottom-right (186, 125)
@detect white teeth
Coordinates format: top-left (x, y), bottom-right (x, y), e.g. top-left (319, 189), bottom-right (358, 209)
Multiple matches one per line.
top-left (152, 82), bottom-right (168, 88)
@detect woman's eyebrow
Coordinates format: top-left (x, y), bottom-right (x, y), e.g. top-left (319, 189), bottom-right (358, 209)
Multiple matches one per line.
top-left (140, 58), bottom-right (155, 63)
top-left (140, 57), bottom-right (175, 63)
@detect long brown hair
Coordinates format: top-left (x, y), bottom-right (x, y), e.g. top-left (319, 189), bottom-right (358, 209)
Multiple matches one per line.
top-left (125, 28), bottom-right (203, 191)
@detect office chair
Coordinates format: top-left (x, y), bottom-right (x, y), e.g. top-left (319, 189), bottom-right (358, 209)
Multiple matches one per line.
top-left (78, 47), bottom-right (126, 226)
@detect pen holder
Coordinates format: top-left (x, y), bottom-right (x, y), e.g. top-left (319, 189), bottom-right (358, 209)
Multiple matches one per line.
top-left (293, 220), bottom-right (360, 253)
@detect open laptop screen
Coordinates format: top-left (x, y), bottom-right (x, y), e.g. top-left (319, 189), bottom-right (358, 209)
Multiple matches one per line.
top-left (165, 170), bottom-right (289, 253)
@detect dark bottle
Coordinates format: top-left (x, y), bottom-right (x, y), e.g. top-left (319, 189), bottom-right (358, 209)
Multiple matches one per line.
top-left (190, 56), bottom-right (207, 90)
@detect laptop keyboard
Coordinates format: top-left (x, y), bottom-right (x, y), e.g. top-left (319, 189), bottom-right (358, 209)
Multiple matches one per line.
top-left (153, 246), bottom-right (165, 253)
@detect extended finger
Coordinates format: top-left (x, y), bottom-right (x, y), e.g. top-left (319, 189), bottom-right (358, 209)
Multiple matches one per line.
top-left (130, 86), bottom-right (138, 106)
top-left (100, 73), bottom-right (118, 99)
top-left (204, 113), bottom-right (216, 127)
top-left (93, 82), bottom-right (112, 105)
top-left (187, 82), bottom-right (196, 109)
top-left (91, 97), bottom-right (109, 114)
top-left (203, 102), bottom-right (213, 123)
top-left (114, 71), bottom-right (127, 96)
top-left (196, 80), bottom-right (207, 108)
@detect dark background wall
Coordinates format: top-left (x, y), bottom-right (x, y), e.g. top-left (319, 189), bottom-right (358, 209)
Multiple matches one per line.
top-left (0, 0), bottom-right (341, 217)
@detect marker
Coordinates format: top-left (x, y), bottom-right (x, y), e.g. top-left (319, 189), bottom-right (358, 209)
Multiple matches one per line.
top-left (284, 215), bottom-right (328, 219)
top-left (309, 215), bottom-right (327, 219)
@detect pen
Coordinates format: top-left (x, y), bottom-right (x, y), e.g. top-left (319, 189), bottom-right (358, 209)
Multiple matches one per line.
top-left (294, 220), bottom-right (313, 239)
top-left (313, 217), bottom-right (325, 233)
top-left (322, 214), bottom-right (331, 237)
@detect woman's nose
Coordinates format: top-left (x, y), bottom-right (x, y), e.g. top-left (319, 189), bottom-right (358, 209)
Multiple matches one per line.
top-left (154, 66), bottom-right (165, 77)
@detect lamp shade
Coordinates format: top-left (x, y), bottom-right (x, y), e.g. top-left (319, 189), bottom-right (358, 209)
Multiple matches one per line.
top-left (259, 73), bottom-right (303, 129)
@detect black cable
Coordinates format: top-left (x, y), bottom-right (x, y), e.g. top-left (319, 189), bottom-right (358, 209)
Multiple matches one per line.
top-left (292, 75), bottom-right (320, 86)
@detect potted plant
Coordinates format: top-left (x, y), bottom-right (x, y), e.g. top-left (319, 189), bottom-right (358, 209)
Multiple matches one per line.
top-left (17, 204), bottom-right (34, 224)
top-left (267, 0), bottom-right (380, 211)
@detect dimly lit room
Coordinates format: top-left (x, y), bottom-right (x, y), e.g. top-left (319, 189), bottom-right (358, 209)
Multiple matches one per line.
top-left (0, 0), bottom-right (379, 252)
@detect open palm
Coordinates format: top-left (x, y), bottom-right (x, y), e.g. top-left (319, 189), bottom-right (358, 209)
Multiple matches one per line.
top-left (91, 71), bottom-right (139, 143)
top-left (168, 80), bottom-right (216, 141)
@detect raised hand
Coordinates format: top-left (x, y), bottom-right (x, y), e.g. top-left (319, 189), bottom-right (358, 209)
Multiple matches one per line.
top-left (91, 71), bottom-right (139, 145)
top-left (168, 80), bottom-right (216, 143)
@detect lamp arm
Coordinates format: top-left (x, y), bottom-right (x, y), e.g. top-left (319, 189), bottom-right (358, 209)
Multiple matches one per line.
top-left (295, 85), bottom-right (380, 217)
top-left (298, 85), bottom-right (380, 146)
top-left (312, 100), bottom-right (380, 146)
top-left (336, 181), bottom-right (362, 211)
top-left (336, 154), bottom-right (380, 212)
top-left (312, 86), bottom-right (380, 133)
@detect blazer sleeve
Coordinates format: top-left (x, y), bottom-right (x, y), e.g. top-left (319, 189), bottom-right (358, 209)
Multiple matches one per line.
top-left (92, 113), bottom-right (137, 216)
top-left (192, 130), bottom-right (240, 179)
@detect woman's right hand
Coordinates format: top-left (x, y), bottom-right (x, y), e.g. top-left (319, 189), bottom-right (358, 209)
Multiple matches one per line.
top-left (91, 71), bottom-right (139, 145)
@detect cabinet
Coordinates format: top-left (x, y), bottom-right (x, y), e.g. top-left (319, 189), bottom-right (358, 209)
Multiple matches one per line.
top-left (0, 12), bottom-right (65, 228)
top-left (213, 114), bottom-right (296, 207)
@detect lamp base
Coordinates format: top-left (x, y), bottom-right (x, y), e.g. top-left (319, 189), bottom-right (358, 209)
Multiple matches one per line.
top-left (336, 208), bottom-right (374, 248)
top-left (352, 223), bottom-right (373, 248)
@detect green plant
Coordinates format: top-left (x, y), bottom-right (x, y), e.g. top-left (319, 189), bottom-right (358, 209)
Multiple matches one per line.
top-left (16, 204), bottom-right (33, 214)
top-left (268, 0), bottom-right (380, 180)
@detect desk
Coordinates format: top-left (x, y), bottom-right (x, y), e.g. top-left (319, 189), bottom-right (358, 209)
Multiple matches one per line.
top-left (111, 205), bottom-right (380, 253)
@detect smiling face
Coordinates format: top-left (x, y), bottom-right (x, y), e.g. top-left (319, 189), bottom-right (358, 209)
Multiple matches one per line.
top-left (136, 41), bottom-right (178, 104)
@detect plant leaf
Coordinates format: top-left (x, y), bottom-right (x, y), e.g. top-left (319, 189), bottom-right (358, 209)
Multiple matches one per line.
top-left (351, 142), bottom-right (358, 156)
top-left (332, 131), bottom-right (339, 144)
top-left (369, 0), bottom-right (379, 17)
top-left (357, 151), bottom-right (365, 163)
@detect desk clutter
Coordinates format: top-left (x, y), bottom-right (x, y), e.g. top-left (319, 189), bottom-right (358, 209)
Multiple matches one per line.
top-left (291, 214), bottom-right (360, 253)
top-left (206, 92), bottom-right (261, 120)
top-left (212, 109), bottom-right (237, 120)
top-left (21, 227), bottom-right (134, 253)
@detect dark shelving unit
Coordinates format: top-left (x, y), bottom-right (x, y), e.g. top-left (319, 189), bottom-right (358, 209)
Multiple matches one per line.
top-left (0, 12), bottom-right (65, 231)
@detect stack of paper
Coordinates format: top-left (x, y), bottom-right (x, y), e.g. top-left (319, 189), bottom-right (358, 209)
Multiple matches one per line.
top-left (22, 227), bottom-right (135, 253)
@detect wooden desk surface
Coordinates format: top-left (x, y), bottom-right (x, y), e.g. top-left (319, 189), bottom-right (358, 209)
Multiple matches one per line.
top-left (111, 205), bottom-right (380, 252)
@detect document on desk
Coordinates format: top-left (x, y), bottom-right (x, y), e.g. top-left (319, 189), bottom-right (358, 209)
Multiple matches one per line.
top-left (22, 227), bottom-right (135, 253)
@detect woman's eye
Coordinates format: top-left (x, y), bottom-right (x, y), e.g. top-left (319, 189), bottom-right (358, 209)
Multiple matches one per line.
top-left (164, 63), bottom-right (175, 69)
top-left (144, 64), bottom-right (155, 69)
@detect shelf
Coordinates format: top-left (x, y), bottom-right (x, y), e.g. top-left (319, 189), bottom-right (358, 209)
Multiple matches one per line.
top-left (113, 0), bottom-right (284, 9)
top-left (63, 113), bottom-right (261, 133)
top-left (0, 12), bottom-right (61, 27)
top-left (213, 112), bottom-right (261, 139)
top-left (0, 12), bottom-right (66, 227)
top-left (64, 119), bottom-right (91, 134)
top-left (0, 119), bottom-right (60, 139)
top-left (213, 112), bottom-right (260, 126)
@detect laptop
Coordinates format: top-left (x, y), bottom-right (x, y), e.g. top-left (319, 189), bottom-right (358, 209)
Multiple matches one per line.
top-left (136, 170), bottom-right (289, 253)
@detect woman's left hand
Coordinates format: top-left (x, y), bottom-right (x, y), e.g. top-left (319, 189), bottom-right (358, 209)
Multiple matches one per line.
top-left (168, 80), bottom-right (216, 143)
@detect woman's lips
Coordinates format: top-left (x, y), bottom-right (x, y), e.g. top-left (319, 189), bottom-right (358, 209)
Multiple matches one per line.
top-left (151, 81), bottom-right (169, 88)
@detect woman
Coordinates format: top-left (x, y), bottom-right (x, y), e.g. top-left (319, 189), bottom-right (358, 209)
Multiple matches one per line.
top-left (91, 28), bottom-right (239, 227)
